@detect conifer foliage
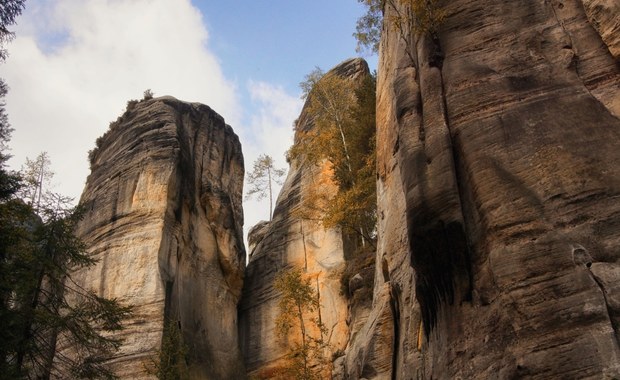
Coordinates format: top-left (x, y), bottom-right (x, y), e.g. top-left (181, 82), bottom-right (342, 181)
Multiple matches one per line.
top-left (0, 0), bottom-right (25, 62)
top-left (246, 154), bottom-right (287, 221)
top-left (144, 319), bottom-right (189, 380)
top-left (0, 3), bottom-right (132, 378)
top-left (0, 169), bottom-right (133, 379)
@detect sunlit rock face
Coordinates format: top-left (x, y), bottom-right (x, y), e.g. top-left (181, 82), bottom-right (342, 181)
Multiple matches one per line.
top-left (238, 58), bottom-right (370, 378)
top-left (344, 0), bottom-right (620, 378)
top-left (581, 0), bottom-right (620, 60)
top-left (67, 97), bottom-right (246, 379)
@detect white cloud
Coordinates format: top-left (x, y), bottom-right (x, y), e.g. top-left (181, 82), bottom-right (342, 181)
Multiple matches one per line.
top-left (4, 0), bottom-right (239, 201)
top-left (239, 80), bottom-right (302, 240)
top-left (3, 0), bottom-right (304, 251)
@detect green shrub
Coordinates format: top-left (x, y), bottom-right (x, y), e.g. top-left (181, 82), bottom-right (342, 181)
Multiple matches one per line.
top-left (143, 89), bottom-right (154, 100)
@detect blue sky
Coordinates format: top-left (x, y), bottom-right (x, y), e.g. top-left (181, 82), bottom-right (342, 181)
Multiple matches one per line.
top-left (2, 0), bottom-right (376, 243)
top-left (198, 1), bottom-right (375, 93)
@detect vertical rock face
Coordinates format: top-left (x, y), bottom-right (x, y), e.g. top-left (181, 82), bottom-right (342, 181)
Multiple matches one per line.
top-left (348, 0), bottom-right (620, 378)
top-left (580, 0), bottom-right (620, 60)
top-left (71, 97), bottom-right (246, 379)
top-left (239, 58), bottom-right (370, 378)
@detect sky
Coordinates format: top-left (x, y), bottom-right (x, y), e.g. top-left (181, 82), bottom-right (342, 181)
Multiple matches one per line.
top-left (2, 0), bottom-right (377, 246)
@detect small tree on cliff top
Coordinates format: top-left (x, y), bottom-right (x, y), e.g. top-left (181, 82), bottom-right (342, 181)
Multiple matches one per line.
top-left (246, 154), bottom-right (286, 221)
top-left (354, 0), bottom-right (447, 55)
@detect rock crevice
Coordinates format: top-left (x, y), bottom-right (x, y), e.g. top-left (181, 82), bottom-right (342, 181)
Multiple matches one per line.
top-left (239, 58), bottom-right (371, 378)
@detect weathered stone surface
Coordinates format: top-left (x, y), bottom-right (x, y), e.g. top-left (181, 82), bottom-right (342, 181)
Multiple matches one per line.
top-left (581, 0), bottom-right (620, 59)
top-left (590, 263), bottom-right (620, 338)
top-left (248, 220), bottom-right (270, 256)
top-left (66, 96), bottom-right (246, 379)
top-left (239, 162), bottom-right (348, 377)
top-left (342, 285), bottom-right (395, 380)
top-left (345, 0), bottom-right (620, 378)
top-left (238, 58), bottom-right (370, 378)
top-left (349, 274), bottom-right (365, 294)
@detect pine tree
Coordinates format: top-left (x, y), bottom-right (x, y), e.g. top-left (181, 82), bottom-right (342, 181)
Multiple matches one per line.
top-left (20, 152), bottom-right (53, 210)
top-left (0, 3), bottom-right (132, 377)
top-left (0, 193), bottom-right (133, 379)
top-left (144, 319), bottom-right (189, 380)
top-left (246, 154), bottom-right (286, 220)
top-left (0, 0), bottom-right (24, 199)
top-left (0, 0), bottom-right (26, 62)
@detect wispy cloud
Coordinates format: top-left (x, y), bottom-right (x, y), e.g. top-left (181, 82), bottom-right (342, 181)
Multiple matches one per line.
top-left (4, 0), bottom-right (239, 200)
top-left (3, 0), bottom-right (303, 247)
top-left (240, 80), bottom-right (302, 230)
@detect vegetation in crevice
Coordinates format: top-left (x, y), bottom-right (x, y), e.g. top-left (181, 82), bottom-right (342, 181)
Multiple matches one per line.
top-left (290, 66), bottom-right (377, 251)
top-left (339, 243), bottom-right (376, 305)
top-left (272, 268), bottom-right (331, 380)
top-left (289, 64), bottom-right (378, 316)
top-left (88, 89), bottom-right (155, 168)
top-left (144, 319), bottom-right (189, 380)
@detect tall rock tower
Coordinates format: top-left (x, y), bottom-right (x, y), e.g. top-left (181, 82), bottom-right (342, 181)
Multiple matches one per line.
top-left (344, 0), bottom-right (620, 378)
top-left (239, 58), bottom-right (371, 378)
top-left (67, 97), bottom-right (246, 379)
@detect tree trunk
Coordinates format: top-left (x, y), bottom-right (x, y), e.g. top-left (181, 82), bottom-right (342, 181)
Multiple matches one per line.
top-left (268, 168), bottom-right (273, 220)
top-left (297, 302), bottom-right (309, 377)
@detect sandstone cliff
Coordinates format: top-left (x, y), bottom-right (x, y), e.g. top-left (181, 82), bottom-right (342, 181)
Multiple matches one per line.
top-left (239, 58), bottom-right (371, 378)
top-left (68, 96), bottom-right (246, 379)
top-left (581, 0), bottom-right (620, 60)
top-left (342, 0), bottom-right (620, 378)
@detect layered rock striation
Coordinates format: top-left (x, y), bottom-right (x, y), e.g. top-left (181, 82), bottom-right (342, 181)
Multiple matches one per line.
top-left (239, 58), bottom-right (371, 378)
top-left (343, 0), bottom-right (620, 378)
top-left (70, 97), bottom-right (246, 379)
top-left (581, 0), bottom-right (620, 60)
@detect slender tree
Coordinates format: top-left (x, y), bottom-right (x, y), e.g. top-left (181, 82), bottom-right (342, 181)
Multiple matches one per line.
top-left (246, 154), bottom-right (286, 220)
top-left (0, 192), bottom-right (133, 379)
top-left (21, 152), bottom-right (53, 210)
top-left (290, 68), bottom-right (377, 247)
top-left (295, 68), bottom-right (356, 177)
top-left (274, 268), bottom-right (330, 380)
top-left (144, 319), bottom-right (189, 380)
